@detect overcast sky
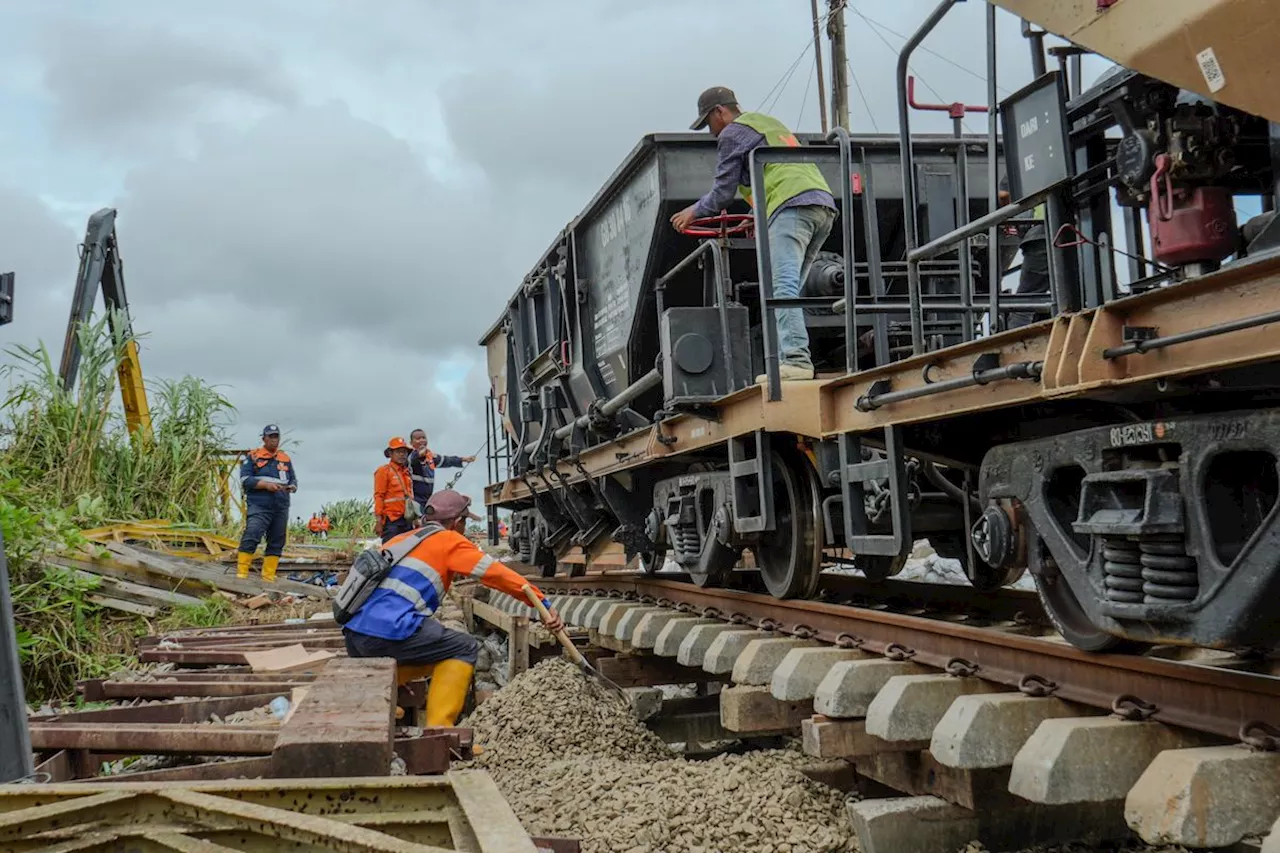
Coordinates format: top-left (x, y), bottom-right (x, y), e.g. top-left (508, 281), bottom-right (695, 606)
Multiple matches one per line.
top-left (0, 1), bottom-right (1093, 519)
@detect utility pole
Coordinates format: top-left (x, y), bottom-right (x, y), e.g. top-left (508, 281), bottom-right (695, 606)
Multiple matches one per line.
top-left (827, 0), bottom-right (851, 130)
top-left (810, 0), bottom-right (830, 133)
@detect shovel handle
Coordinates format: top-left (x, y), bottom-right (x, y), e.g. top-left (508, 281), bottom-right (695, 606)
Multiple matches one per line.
top-left (522, 585), bottom-right (586, 665)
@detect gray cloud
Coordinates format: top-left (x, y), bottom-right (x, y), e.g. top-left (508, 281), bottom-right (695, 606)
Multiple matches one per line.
top-left (41, 18), bottom-right (296, 143)
top-left (1, 0), bottom-right (1084, 519)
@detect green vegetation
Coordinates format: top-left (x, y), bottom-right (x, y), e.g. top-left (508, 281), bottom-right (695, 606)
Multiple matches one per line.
top-left (319, 497), bottom-right (376, 540)
top-left (1, 314), bottom-right (242, 702)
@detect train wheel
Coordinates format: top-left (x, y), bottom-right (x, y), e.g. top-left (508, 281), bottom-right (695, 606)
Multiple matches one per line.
top-left (640, 508), bottom-right (666, 574)
top-left (752, 451), bottom-right (823, 599)
top-left (855, 554), bottom-right (906, 583)
top-left (639, 549), bottom-right (666, 574)
top-left (1032, 559), bottom-right (1123, 652)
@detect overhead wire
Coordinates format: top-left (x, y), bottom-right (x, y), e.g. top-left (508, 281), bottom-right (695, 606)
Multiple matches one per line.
top-left (845, 60), bottom-right (881, 133)
top-left (850, 8), bottom-right (1014, 97)
top-left (763, 43), bottom-right (811, 116)
top-left (847, 4), bottom-right (977, 134)
top-left (795, 59), bottom-right (815, 129)
top-left (755, 4), bottom-right (837, 117)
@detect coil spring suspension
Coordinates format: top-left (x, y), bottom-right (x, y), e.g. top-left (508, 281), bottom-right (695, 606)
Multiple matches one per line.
top-left (671, 521), bottom-right (701, 563)
top-left (1101, 537), bottom-right (1143, 603)
top-left (1101, 535), bottom-right (1197, 604)
top-left (1140, 534), bottom-right (1198, 602)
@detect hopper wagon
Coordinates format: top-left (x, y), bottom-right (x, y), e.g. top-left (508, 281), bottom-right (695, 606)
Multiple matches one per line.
top-left (480, 1), bottom-right (1280, 653)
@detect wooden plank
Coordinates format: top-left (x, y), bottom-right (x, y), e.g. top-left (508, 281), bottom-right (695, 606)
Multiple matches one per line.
top-left (509, 617), bottom-right (529, 681)
top-left (269, 658), bottom-right (396, 778)
top-left (27, 724), bottom-right (278, 755)
top-left (86, 595), bottom-right (159, 617)
top-left (242, 645), bottom-right (336, 673)
top-left (97, 681), bottom-right (308, 700)
top-left (71, 569), bottom-right (206, 606)
top-left (449, 770), bottom-right (540, 853)
top-left (854, 751), bottom-right (1018, 812)
top-left (594, 654), bottom-right (729, 688)
top-left (71, 756), bottom-right (274, 784)
top-left (719, 685), bottom-right (812, 734)
top-left (801, 716), bottom-right (929, 760)
top-left (31, 694), bottom-right (289, 725)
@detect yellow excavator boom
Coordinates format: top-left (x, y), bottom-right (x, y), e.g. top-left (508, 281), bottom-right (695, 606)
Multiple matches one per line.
top-left (58, 208), bottom-right (153, 438)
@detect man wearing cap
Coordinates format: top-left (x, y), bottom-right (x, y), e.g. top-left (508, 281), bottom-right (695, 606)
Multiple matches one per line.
top-left (374, 436), bottom-right (416, 543)
top-left (342, 489), bottom-right (566, 727)
top-left (236, 425), bottom-right (297, 582)
top-left (407, 428), bottom-right (475, 512)
top-left (672, 86), bottom-right (837, 382)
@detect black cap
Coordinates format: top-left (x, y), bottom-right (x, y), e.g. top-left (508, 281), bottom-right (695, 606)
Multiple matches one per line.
top-left (262, 424), bottom-right (280, 436)
top-left (691, 86), bottom-right (737, 130)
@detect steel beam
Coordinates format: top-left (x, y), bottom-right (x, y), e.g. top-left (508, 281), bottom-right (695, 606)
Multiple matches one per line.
top-left (0, 531), bottom-right (32, 783)
top-left (26, 724), bottom-right (278, 755)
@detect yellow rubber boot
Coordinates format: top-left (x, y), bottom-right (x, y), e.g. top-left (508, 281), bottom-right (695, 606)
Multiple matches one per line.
top-left (425, 659), bottom-right (474, 727)
top-left (261, 555), bottom-right (280, 583)
top-left (236, 552), bottom-right (253, 579)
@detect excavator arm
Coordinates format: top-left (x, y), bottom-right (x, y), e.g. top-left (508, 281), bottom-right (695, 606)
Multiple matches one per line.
top-left (59, 208), bottom-right (152, 438)
top-left (988, 0), bottom-right (1280, 125)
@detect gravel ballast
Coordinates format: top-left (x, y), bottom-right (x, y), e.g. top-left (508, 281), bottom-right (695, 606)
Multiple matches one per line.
top-left (461, 657), bottom-right (855, 853)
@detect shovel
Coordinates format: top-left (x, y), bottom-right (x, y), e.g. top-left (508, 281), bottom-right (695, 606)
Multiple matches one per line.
top-left (521, 585), bottom-right (630, 704)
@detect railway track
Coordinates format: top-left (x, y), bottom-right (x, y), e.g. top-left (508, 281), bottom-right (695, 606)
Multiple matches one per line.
top-left (486, 568), bottom-right (1280, 851)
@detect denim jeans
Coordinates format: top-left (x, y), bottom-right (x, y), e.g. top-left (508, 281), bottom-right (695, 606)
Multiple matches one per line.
top-left (769, 204), bottom-right (836, 369)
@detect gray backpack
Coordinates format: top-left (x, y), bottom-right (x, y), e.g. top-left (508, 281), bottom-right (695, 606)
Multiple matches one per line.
top-left (332, 523), bottom-right (443, 625)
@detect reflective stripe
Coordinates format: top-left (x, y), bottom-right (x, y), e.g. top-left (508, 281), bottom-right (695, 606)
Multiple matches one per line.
top-left (384, 495), bottom-right (406, 503)
top-left (472, 555), bottom-right (496, 579)
top-left (411, 474), bottom-right (430, 482)
top-left (398, 555), bottom-right (446, 601)
top-left (380, 577), bottom-right (431, 614)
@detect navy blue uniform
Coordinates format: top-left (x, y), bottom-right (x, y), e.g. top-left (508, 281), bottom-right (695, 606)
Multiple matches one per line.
top-left (408, 449), bottom-right (464, 507)
top-left (238, 447), bottom-right (296, 557)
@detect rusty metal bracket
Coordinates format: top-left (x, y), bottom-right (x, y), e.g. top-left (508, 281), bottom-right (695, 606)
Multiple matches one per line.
top-left (945, 657), bottom-right (980, 677)
top-left (1111, 694), bottom-right (1159, 721)
top-left (1018, 674), bottom-right (1059, 696)
top-left (884, 642), bottom-right (917, 661)
top-left (1240, 721), bottom-right (1280, 751)
top-left (834, 633), bottom-right (864, 649)
top-left (792, 624), bottom-right (817, 640)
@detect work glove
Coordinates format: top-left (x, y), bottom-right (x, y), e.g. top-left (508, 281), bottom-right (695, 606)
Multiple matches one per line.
top-left (541, 605), bottom-right (565, 635)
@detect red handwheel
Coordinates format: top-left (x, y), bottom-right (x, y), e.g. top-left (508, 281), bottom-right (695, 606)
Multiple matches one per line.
top-left (680, 212), bottom-right (755, 238)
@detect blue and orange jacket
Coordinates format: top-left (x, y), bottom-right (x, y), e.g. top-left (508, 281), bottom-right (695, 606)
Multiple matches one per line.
top-left (240, 447), bottom-right (296, 510)
top-left (345, 524), bottom-right (548, 641)
top-left (409, 449), bottom-right (464, 505)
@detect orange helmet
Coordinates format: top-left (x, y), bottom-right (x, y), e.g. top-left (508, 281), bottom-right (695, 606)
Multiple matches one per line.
top-left (384, 436), bottom-right (409, 457)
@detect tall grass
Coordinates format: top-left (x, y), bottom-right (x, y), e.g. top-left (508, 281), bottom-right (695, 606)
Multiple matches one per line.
top-left (320, 497), bottom-right (376, 539)
top-left (0, 314), bottom-right (240, 701)
top-left (2, 312), bottom-right (234, 528)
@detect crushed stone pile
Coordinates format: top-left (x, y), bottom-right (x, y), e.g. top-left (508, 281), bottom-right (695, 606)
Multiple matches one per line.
top-left (461, 658), bottom-right (855, 853)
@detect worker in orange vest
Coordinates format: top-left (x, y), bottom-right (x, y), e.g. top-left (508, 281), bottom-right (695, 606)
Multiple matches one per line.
top-left (374, 437), bottom-right (417, 543)
top-left (318, 512), bottom-right (331, 540)
top-left (342, 490), bottom-right (564, 726)
top-left (307, 514), bottom-right (322, 537)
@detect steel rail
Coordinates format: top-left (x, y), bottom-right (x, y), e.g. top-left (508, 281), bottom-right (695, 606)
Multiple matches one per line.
top-left (535, 574), bottom-right (1280, 742)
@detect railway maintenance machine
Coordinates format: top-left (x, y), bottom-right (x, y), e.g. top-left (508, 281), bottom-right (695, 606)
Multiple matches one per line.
top-left (481, 0), bottom-right (1280, 653)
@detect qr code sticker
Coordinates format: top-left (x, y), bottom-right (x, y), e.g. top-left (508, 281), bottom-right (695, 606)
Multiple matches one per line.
top-left (1196, 47), bottom-right (1226, 93)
